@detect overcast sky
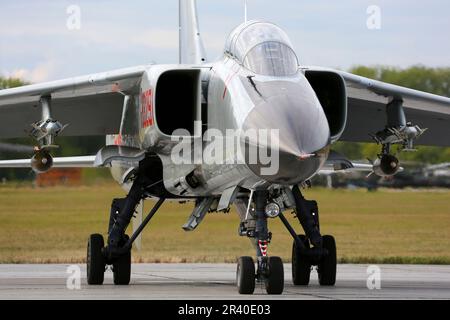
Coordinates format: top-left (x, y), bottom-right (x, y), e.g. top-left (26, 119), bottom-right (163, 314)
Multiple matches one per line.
top-left (0, 0), bottom-right (449, 82)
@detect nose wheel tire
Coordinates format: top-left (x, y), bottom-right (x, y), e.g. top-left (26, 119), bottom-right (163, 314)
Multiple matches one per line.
top-left (292, 235), bottom-right (311, 285)
top-left (237, 256), bottom-right (255, 294)
top-left (87, 234), bottom-right (105, 285)
top-left (318, 235), bottom-right (337, 286)
top-left (264, 256), bottom-right (284, 295)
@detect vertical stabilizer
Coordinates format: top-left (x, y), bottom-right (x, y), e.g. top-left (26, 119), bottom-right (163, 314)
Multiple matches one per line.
top-left (179, 0), bottom-right (207, 64)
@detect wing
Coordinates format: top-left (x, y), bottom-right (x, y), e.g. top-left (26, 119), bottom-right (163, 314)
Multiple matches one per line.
top-left (0, 65), bottom-right (148, 138)
top-left (304, 66), bottom-right (450, 146)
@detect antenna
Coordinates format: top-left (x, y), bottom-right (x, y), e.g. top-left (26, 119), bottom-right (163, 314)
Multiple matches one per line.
top-left (244, 0), bottom-right (247, 23)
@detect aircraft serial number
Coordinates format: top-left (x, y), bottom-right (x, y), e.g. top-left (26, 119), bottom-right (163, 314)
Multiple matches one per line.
top-left (221, 304), bottom-right (270, 315)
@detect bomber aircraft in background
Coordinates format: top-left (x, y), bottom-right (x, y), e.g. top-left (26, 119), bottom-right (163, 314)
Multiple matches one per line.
top-left (0, 1), bottom-right (449, 294)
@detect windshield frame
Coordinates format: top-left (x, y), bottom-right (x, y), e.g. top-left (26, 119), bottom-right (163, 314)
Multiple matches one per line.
top-left (242, 40), bottom-right (299, 77)
top-left (224, 21), bottom-right (300, 77)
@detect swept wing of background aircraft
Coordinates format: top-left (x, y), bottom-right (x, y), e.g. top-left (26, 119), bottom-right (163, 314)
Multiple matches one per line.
top-left (0, 1), bottom-right (449, 294)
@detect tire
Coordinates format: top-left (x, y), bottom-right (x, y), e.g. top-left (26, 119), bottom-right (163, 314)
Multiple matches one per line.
top-left (237, 256), bottom-right (255, 294)
top-left (87, 234), bottom-right (105, 285)
top-left (113, 249), bottom-right (131, 285)
top-left (113, 235), bottom-right (131, 285)
top-left (265, 256), bottom-right (284, 294)
top-left (292, 235), bottom-right (311, 285)
top-left (318, 235), bottom-right (336, 286)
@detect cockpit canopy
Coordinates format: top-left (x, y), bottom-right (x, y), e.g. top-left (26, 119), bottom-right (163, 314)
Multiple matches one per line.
top-left (224, 21), bottom-right (299, 77)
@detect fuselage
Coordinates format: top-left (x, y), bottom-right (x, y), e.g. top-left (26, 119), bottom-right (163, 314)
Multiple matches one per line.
top-left (108, 21), bottom-right (331, 196)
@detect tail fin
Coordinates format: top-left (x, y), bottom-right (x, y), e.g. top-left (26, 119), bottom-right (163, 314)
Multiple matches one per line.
top-left (179, 0), bottom-right (207, 64)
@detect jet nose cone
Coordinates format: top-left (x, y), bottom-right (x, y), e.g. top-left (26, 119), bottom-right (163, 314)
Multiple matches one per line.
top-left (242, 93), bottom-right (330, 184)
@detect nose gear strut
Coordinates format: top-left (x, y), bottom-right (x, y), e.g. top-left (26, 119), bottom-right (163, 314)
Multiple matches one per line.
top-left (235, 185), bottom-right (337, 293)
top-left (236, 190), bottom-right (284, 294)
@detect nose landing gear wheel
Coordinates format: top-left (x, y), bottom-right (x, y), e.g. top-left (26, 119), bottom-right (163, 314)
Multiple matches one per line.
top-left (87, 234), bottom-right (105, 285)
top-left (264, 256), bottom-right (284, 295)
top-left (237, 256), bottom-right (255, 294)
top-left (292, 235), bottom-right (311, 285)
top-left (318, 235), bottom-right (336, 286)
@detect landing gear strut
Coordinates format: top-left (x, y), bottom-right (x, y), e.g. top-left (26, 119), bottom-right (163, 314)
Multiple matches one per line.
top-left (236, 191), bottom-right (284, 295)
top-left (86, 172), bottom-right (165, 285)
top-left (236, 185), bottom-right (336, 292)
top-left (281, 185), bottom-right (336, 286)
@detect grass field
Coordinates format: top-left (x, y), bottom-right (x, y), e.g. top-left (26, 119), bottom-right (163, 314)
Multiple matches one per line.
top-left (0, 184), bottom-right (449, 264)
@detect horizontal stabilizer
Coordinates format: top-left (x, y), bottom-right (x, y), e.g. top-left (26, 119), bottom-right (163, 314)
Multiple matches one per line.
top-left (0, 155), bottom-right (95, 168)
top-left (319, 150), bottom-right (373, 174)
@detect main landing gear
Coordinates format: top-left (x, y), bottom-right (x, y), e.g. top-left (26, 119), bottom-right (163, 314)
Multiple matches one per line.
top-left (236, 186), bottom-right (337, 294)
top-left (282, 185), bottom-right (336, 286)
top-left (86, 172), bottom-right (165, 285)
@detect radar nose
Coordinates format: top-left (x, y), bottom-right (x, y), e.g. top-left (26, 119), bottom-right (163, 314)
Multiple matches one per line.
top-left (241, 93), bottom-right (330, 184)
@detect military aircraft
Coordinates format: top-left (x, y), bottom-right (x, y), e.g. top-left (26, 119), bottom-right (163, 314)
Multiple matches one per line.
top-left (0, 1), bottom-right (449, 295)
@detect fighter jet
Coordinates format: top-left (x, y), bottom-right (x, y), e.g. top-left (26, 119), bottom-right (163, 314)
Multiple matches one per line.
top-left (0, 1), bottom-right (449, 294)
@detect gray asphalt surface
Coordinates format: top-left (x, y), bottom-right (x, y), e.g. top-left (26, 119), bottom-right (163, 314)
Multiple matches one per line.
top-left (0, 263), bottom-right (449, 299)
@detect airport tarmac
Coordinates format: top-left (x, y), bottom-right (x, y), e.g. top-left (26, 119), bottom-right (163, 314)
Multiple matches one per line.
top-left (0, 263), bottom-right (449, 299)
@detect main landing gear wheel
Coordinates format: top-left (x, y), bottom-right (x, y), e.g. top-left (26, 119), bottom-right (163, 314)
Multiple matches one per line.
top-left (87, 234), bottom-right (105, 285)
top-left (237, 256), bottom-right (255, 294)
top-left (318, 235), bottom-right (337, 286)
top-left (113, 250), bottom-right (131, 285)
top-left (113, 235), bottom-right (131, 285)
top-left (292, 235), bottom-right (311, 285)
top-left (264, 256), bottom-right (284, 295)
